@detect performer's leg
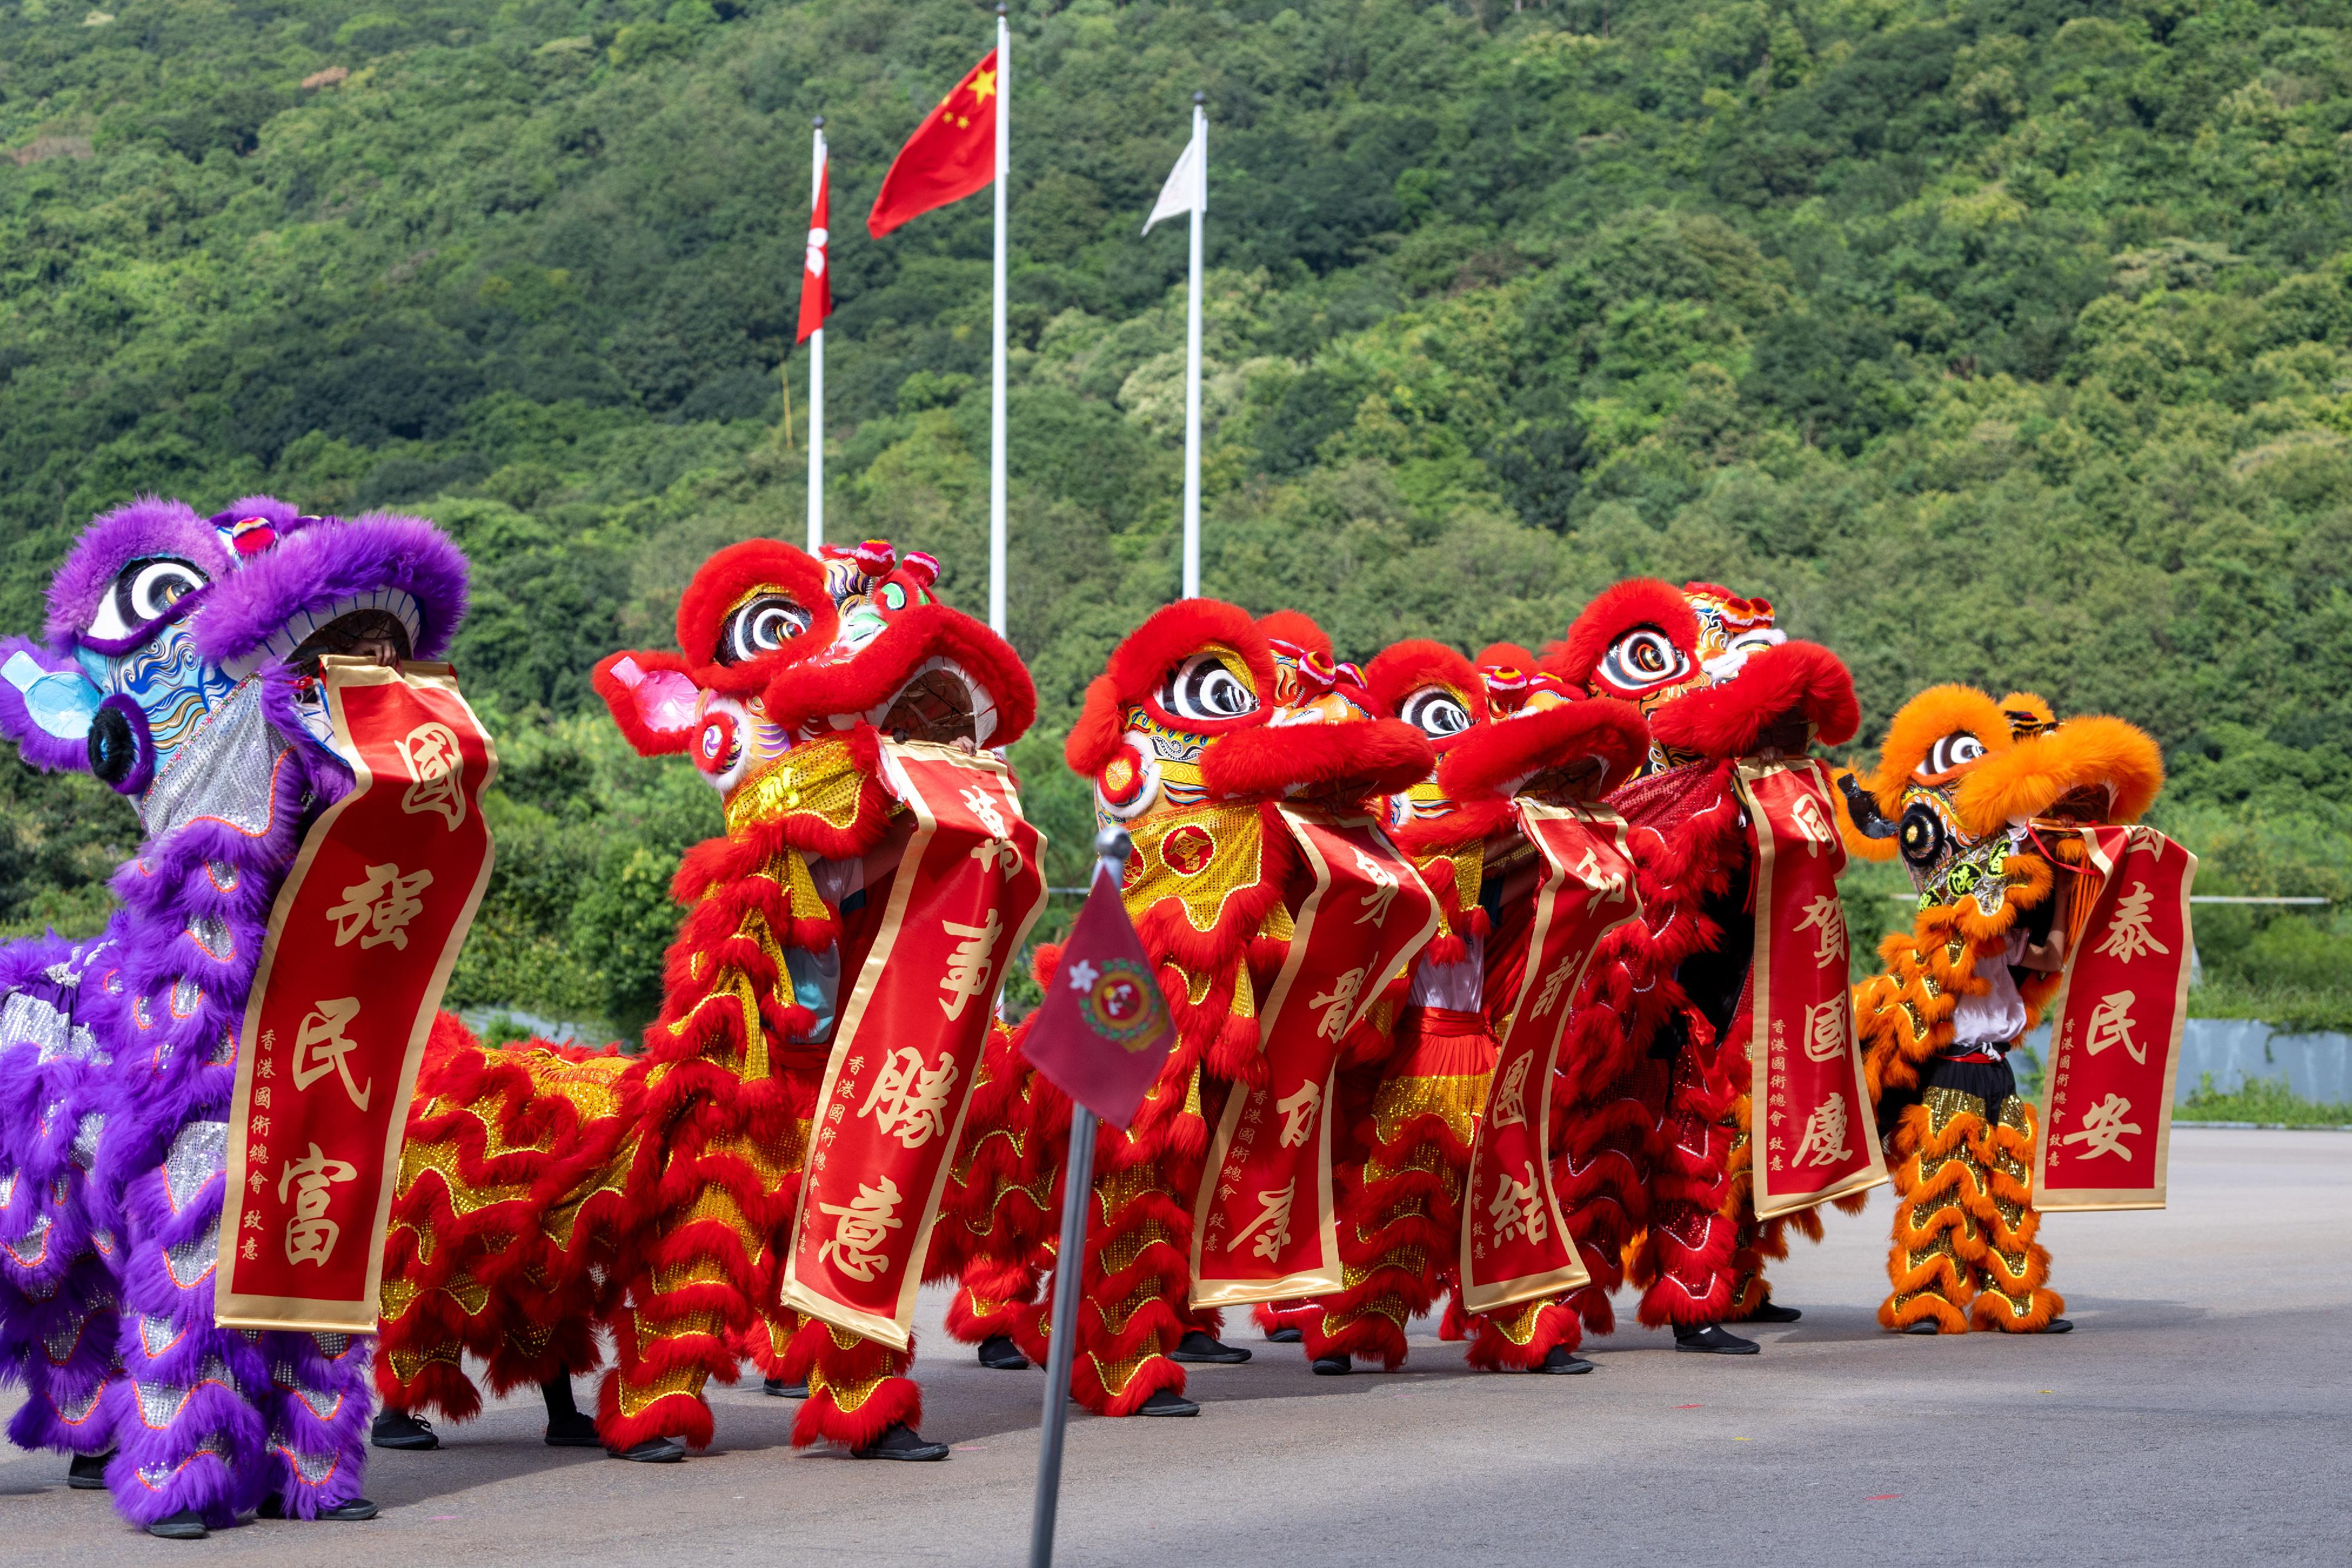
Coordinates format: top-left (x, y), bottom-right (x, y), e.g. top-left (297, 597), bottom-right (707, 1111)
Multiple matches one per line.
top-left (1634, 1051), bottom-right (1745, 1343)
top-left (257, 1330), bottom-right (374, 1519)
top-left (1966, 1094), bottom-right (2066, 1333)
top-left (781, 1314), bottom-right (933, 1456)
top-left (4, 1247), bottom-right (119, 1472)
top-left (1305, 1133), bottom-right (1455, 1373)
top-left (1067, 1154), bottom-right (1192, 1417)
top-left (1463, 1298), bottom-right (1583, 1372)
top-left (1879, 1089), bottom-right (1984, 1335)
top-left (108, 1124), bottom-right (272, 1534)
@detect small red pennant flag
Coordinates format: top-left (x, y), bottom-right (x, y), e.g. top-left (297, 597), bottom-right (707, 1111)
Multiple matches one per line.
top-left (796, 152), bottom-right (831, 345)
top-left (1020, 864), bottom-right (1172, 1130)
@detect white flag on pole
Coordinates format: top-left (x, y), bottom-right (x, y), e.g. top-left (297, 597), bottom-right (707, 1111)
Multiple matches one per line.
top-left (1143, 127), bottom-right (1207, 235)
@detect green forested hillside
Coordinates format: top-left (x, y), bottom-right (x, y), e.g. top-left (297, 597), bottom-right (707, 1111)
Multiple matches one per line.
top-left (2, 0), bottom-right (2347, 1035)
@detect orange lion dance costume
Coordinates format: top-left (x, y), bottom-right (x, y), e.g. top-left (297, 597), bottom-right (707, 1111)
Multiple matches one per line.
top-left (1269, 640), bottom-right (1651, 1375)
top-left (941, 603), bottom-right (1432, 1415)
top-left (373, 538), bottom-right (1044, 1460)
top-left (1833, 687), bottom-right (2165, 1334)
top-left (1545, 580), bottom-right (1867, 1354)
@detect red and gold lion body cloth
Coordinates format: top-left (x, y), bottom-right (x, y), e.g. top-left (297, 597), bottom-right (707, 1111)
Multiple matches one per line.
top-left (375, 539), bottom-right (1044, 1459)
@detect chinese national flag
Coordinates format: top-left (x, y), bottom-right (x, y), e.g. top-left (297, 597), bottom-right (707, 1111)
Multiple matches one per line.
top-left (1020, 862), bottom-right (1172, 1131)
top-left (867, 49), bottom-right (998, 238)
top-left (796, 155), bottom-right (830, 344)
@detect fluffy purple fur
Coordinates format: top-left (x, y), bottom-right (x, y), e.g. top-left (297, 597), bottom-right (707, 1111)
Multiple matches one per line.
top-left (0, 636), bottom-right (96, 773)
top-left (44, 498), bottom-right (228, 644)
top-left (189, 510), bottom-right (469, 666)
top-left (0, 494), bottom-right (474, 1529)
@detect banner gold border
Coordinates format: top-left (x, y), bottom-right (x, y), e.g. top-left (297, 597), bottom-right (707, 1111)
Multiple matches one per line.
top-left (215, 658), bottom-right (500, 1333)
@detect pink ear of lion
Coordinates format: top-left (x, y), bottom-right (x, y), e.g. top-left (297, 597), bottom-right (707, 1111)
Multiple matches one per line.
top-left (594, 650), bottom-right (701, 757)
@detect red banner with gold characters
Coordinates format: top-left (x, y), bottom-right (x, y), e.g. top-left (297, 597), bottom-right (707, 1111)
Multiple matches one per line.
top-left (1190, 807), bottom-right (1439, 1308)
top-left (216, 660), bottom-right (498, 1332)
top-left (2034, 824), bottom-right (2197, 1211)
top-left (778, 741), bottom-right (1048, 1348)
top-left (1461, 801), bottom-right (1638, 1313)
top-left (1738, 757), bottom-right (1887, 1220)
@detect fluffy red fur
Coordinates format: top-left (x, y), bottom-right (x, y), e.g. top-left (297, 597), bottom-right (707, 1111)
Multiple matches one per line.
top-left (1647, 638), bottom-right (1860, 755)
top-left (673, 539), bottom-right (838, 693)
top-left (1544, 578), bottom-right (1701, 687)
top-left (1364, 639), bottom-right (1487, 728)
top-left (592, 648), bottom-right (698, 757)
top-left (761, 601), bottom-right (1038, 748)
top-left (1200, 715), bottom-right (1433, 803)
top-left (1067, 600), bottom-right (1275, 775)
top-left (1256, 607), bottom-right (1333, 660)
top-left (1435, 697), bottom-right (1649, 804)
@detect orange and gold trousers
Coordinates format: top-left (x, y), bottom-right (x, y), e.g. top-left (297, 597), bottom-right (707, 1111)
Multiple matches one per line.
top-left (1882, 1084), bottom-right (2065, 1333)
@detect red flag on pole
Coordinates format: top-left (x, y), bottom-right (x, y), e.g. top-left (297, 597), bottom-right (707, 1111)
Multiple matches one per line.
top-left (867, 48), bottom-right (998, 237)
top-left (796, 150), bottom-right (831, 345)
top-left (1020, 861), bottom-right (1172, 1130)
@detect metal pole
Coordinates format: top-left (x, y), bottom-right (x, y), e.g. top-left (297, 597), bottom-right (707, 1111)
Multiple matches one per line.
top-left (1027, 827), bottom-right (1127, 1568)
top-left (1181, 92), bottom-right (1205, 601)
top-left (807, 118), bottom-right (826, 553)
top-left (990, 3), bottom-right (1010, 635)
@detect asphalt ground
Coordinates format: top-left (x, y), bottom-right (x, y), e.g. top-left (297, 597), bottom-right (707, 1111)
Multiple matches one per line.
top-left (3, 1126), bottom-right (2344, 1567)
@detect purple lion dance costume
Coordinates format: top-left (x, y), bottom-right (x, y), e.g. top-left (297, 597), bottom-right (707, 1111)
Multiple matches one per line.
top-left (0, 496), bottom-right (467, 1538)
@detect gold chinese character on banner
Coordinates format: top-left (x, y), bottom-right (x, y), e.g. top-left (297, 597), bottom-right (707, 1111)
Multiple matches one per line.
top-left (1275, 1079), bottom-right (1322, 1149)
top-left (1232, 1180), bottom-right (1296, 1263)
top-left (1790, 791), bottom-right (1833, 854)
top-left (1350, 845), bottom-right (1400, 927)
top-left (1531, 951), bottom-right (1580, 1019)
top-left (278, 1142), bottom-right (358, 1266)
top-left (2061, 1093), bottom-right (2140, 1159)
top-left (1573, 845), bottom-right (1629, 913)
top-left (960, 785), bottom-right (1020, 875)
top-left (1488, 1162), bottom-right (1548, 1247)
top-left (816, 1174), bottom-right (906, 1281)
top-left (291, 997), bottom-right (371, 1111)
top-left (856, 1045), bottom-right (960, 1149)
top-left (397, 721), bottom-right (468, 829)
top-left (1794, 893), bottom-right (1845, 969)
top-left (1310, 965), bottom-right (1366, 1041)
top-left (2083, 991), bottom-right (2144, 1064)
top-left (2096, 882), bottom-right (2170, 964)
top-left (1487, 1054), bottom-right (1532, 1130)
top-left (1802, 995), bottom-right (1849, 1064)
top-left (324, 862), bottom-right (434, 951)
top-left (936, 908), bottom-right (1004, 1021)
top-left (1792, 1092), bottom-right (1852, 1167)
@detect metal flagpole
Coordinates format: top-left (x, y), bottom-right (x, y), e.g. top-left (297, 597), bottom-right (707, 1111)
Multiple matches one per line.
top-left (807, 117), bottom-right (827, 553)
top-left (990, 2), bottom-right (1010, 635)
top-left (1181, 92), bottom-right (1205, 601)
top-left (1025, 826), bottom-right (1123, 1568)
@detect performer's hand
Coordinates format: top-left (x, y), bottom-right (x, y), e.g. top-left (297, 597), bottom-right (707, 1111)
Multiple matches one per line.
top-left (2018, 930), bottom-right (2067, 972)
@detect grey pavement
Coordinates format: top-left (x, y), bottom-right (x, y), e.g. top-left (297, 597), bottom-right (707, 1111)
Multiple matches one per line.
top-left (2, 1126), bottom-right (2344, 1566)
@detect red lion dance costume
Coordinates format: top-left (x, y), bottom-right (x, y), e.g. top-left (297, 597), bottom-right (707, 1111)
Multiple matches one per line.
top-left (1546, 581), bottom-right (1869, 1354)
top-left (940, 602), bottom-right (1431, 1415)
top-left (1267, 640), bottom-right (1651, 1375)
top-left (373, 538), bottom-right (1044, 1461)
top-left (1834, 687), bottom-right (2167, 1334)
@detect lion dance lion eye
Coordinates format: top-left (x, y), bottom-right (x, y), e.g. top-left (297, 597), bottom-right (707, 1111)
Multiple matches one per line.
top-left (715, 592), bottom-right (813, 666)
top-left (1400, 687), bottom-right (1471, 740)
top-left (85, 557), bottom-right (208, 640)
top-left (1917, 732), bottom-right (1986, 779)
top-left (1160, 652), bottom-right (1257, 723)
top-left (1596, 627), bottom-right (1691, 696)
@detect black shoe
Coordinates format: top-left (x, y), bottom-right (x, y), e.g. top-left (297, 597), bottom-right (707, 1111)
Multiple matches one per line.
top-left (1265, 1326), bottom-right (1303, 1343)
top-left (66, 1449), bottom-right (111, 1489)
top-left (763, 1377), bottom-right (809, 1398)
top-left (1137, 1387), bottom-right (1199, 1416)
top-left (1742, 1296), bottom-right (1803, 1323)
top-left (852, 1422), bottom-right (950, 1462)
top-left (1310, 1352), bottom-right (1351, 1376)
top-left (2042, 1318), bottom-right (2073, 1334)
top-left (610, 1436), bottom-right (687, 1463)
top-left (370, 1409), bottom-right (439, 1450)
top-left (1170, 1330), bottom-right (1251, 1365)
top-left (975, 1334), bottom-right (1031, 1371)
top-left (1539, 1346), bottom-right (1595, 1375)
top-left (258, 1493), bottom-right (378, 1520)
top-left (1902, 1318), bottom-right (1943, 1335)
top-left (544, 1411), bottom-right (602, 1448)
top-left (147, 1509), bottom-right (207, 1540)
top-left (1673, 1323), bottom-right (1759, 1355)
